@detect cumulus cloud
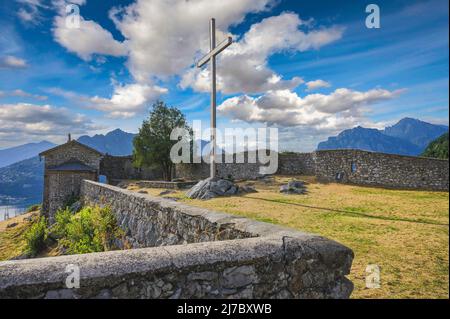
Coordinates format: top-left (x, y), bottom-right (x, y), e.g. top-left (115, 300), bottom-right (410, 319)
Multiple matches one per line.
top-left (218, 88), bottom-right (403, 129)
top-left (181, 13), bottom-right (343, 94)
top-left (44, 83), bottom-right (167, 118)
top-left (110, 0), bottom-right (274, 82)
top-left (0, 103), bottom-right (97, 143)
top-left (0, 55), bottom-right (28, 68)
top-left (88, 83), bottom-right (168, 118)
top-left (53, 12), bottom-right (127, 61)
top-left (306, 79), bottom-right (331, 91)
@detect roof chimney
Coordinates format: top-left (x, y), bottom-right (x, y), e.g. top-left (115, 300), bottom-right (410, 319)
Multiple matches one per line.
top-left (68, 133), bottom-right (71, 142)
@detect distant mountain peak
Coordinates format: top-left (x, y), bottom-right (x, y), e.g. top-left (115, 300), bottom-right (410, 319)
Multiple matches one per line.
top-left (106, 128), bottom-right (129, 136)
top-left (77, 128), bottom-right (136, 156)
top-left (317, 118), bottom-right (448, 156)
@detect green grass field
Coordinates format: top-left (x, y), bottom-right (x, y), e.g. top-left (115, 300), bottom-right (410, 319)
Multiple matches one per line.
top-left (126, 176), bottom-right (449, 299)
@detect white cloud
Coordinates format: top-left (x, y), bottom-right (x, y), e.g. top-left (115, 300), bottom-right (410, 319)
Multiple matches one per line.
top-left (0, 103), bottom-right (97, 143)
top-left (88, 83), bottom-right (168, 118)
top-left (306, 79), bottom-right (331, 91)
top-left (181, 13), bottom-right (343, 94)
top-left (110, 0), bottom-right (274, 82)
top-left (52, 15), bottom-right (127, 61)
top-left (16, 0), bottom-right (48, 25)
top-left (44, 83), bottom-right (167, 118)
top-left (218, 88), bottom-right (404, 129)
top-left (0, 55), bottom-right (28, 68)
top-left (0, 89), bottom-right (47, 101)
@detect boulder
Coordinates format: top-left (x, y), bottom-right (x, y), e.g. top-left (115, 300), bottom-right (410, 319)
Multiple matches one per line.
top-left (280, 180), bottom-right (307, 195)
top-left (186, 177), bottom-right (240, 200)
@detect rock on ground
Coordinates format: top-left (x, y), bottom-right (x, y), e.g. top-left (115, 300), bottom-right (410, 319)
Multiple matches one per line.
top-left (279, 180), bottom-right (307, 195)
top-left (186, 178), bottom-right (256, 200)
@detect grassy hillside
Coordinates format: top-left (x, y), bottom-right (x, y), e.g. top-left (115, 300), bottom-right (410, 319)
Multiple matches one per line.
top-left (421, 132), bottom-right (449, 159)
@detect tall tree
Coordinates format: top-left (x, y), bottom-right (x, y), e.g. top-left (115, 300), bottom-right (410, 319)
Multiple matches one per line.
top-left (133, 101), bottom-right (191, 180)
top-left (421, 132), bottom-right (449, 159)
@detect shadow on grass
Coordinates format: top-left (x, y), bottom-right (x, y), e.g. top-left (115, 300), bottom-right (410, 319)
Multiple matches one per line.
top-left (243, 196), bottom-right (449, 227)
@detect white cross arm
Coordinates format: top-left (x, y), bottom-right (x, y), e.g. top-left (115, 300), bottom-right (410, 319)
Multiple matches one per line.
top-left (197, 36), bottom-right (232, 68)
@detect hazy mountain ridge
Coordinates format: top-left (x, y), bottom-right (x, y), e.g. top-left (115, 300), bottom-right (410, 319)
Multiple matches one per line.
top-left (383, 118), bottom-right (449, 149)
top-left (0, 156), bottom-right (43, 203)
top-left (317, 118), bottom-right (449, 156)
top-left (0, 141), bottom-right (56, 168)
top-left (77, 129), bottom-right (136, 156)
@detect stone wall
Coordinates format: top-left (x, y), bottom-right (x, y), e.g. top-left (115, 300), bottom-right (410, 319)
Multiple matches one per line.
top-left (175, 150), bottom-right (449, 191)
top-left (45, 171), bottom-right (96, 220)
top-left (100, 155), bottom-right (162, 182)
top-left (278, 153), bottom-right (316, 175)
top-left (175, 151), bottom-right (274, 181)
top-left (133, 180), bottom-right (198, 189)
top-left (314, 150), bottom-right (449, 191)
top-left (0, 181), bottom-right (354, 299)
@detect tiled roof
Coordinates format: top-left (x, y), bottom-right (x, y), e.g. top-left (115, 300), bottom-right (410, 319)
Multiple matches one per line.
top-left (48, 159), bottom-right (97, 172)
top-left (39, 140), bottom-right (103, 157)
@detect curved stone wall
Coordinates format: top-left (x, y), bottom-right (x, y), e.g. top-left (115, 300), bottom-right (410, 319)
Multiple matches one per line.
top-left (0, 181), bottom-right (354, 299)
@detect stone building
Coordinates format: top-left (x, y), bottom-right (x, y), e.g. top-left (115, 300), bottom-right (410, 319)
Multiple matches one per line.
top-left (39, 136), bottom-right (103, 222)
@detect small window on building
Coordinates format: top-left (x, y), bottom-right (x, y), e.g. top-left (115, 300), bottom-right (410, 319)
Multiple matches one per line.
top-left (351, 162), bottom-right (357, 173)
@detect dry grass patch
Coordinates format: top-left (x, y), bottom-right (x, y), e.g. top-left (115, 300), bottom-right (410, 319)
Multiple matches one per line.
top-left (0, 213), bottom-right (35, 260)
top-left (126, 176), bottom-right (449, 299)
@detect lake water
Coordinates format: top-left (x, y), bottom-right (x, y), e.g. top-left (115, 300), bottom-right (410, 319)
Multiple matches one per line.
top-left (0, 197), bottom-right (41, 222)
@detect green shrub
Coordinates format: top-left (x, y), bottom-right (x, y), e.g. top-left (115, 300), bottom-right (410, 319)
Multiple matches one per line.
top-left (53, 208), bottom-right (72, 238)
top-left (55, 206), bottom-right (123, 255)
top-left (24, 216), bottom-right (48, 256)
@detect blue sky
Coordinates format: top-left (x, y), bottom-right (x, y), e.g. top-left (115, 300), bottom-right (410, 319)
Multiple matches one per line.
top-left (0, 0), bottom-right (448, 151)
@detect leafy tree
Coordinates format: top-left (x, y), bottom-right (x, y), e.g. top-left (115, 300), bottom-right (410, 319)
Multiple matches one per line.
top-left (133, 101), bottom-right (191, 180)
top-left (421, 132), bottom-right (449, 159)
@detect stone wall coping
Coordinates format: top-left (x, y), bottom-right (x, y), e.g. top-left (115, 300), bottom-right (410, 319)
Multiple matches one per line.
top-left (314, 149), bottom-right (449, 162)
top-left (0, 232), bottom-right (352, 293)
top-left (83, 180), bottom-right (317, 239)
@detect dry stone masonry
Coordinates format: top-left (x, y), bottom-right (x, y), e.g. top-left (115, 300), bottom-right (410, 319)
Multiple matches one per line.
top-left (176, 150), bottom-right (449, 191)
top-left (313, 150), bottom-right (449, 191)
top-left (0, 181), bottom-right (354, 299)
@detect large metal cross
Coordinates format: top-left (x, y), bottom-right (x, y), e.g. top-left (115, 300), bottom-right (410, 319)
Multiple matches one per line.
top-left (197, 18), bottom-right (232, 179)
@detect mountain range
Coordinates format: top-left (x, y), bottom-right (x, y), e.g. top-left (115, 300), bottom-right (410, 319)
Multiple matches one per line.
top-left (317, 118), bottom-right (449, 156)
top-left (0, 141), bottom-right (56, 168)
top-left (77, 129), bottom-right (136, 156)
